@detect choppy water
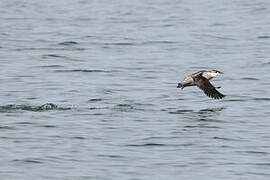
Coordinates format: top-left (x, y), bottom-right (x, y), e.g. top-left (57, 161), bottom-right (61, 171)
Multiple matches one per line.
top-left (1, 0), bottom-right (270, 179)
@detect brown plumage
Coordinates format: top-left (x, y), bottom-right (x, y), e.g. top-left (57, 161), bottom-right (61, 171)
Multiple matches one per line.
top-left (177, 70), bottom-right (226, 99)
top-left (193, 73), bottom-right (225, 99)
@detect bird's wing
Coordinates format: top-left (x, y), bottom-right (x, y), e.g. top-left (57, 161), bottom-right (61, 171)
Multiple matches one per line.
top-left (193, 73), bottom-right (225, 99)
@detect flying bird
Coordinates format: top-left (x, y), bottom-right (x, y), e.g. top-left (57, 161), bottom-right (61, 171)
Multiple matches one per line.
top-left (177, 70), bottom-right (225, 99)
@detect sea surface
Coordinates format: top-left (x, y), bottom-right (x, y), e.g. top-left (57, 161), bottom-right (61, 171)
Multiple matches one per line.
top-left (1, 0), bottom-right (270, 179)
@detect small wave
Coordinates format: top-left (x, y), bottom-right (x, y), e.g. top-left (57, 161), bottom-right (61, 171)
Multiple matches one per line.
top-left (211, 23), bottom-right (226, 26)
top-left (113, 42), bottom-right (134, 46)
top-left (112, 103), bottom-right (153, 112)
top-left (97, 154), bottom-right (125, 158)
top-left (88, 98), bottom-right (103, 102)
top-left (253, 163), bottom-right (270, 166)
top-left (113, 104), bottom-right (134, 112)
top-left (55, 69), bottom-right (109, 73)
top-left (193, 33), bottom-right (237, 40)
top-left (224, 99), bottom-right (246, 102)
top-left (0, 126), bottom-right (16, 130)
top-left (184, 125), bottom-right (221, 129)
top-left (199, 107), bottom-right (225, 112)
top-left (143, 76), bottom-right (157, 79)
top-left (13, 158), bottom-right (43, 164)
top-left (58, 41), bottom-right (78, 45)
top-left (241, 77), bottom-right (260, 80)
top-left (126, 143), bottom-right (166, 147)
top-left (100, 42), bottom-right (135, 47)
top-left (16, 47), bottom-right (84, 51)
top-left (213, 137), bottom-right (237, 141)
top-left (166, 107), bottom-right (225, 115)
top-left (160, 24), bottom-right (174, 27)
top-left (261, 62), bottom-right (270, 66)
top-left (196, 118), bottom-right (222, 122)
top-left (240, 151), bottom-right (270, 155)
top-left (0, 103), bottom-right (71, 113)
top-left (42, 54), bottom-right (65, 58)
top-left (71, 69), bottom-right (108, 73)
top-left (252, 97), bottom-right (270, 101)
top-left (37, 65), bottom-right (64, 68)
top-left (71, 136), bottom-right (86, 139)
top-left (15, 122), bottom-right (37, 125)
top-left (168, 109), bottom-right (194, 114)
top-left (142, 40), bottom-right (177, 45)
top-left (198, 107), bottom-right (225, 114)
top-left (36, 125), bottom-right (58, 128)
top-left (89, 106), bottom-right (109, 110)
top-left (117, 104), bottom-right (133, 107)
top-left (257, 36), bottom-right (270, 39)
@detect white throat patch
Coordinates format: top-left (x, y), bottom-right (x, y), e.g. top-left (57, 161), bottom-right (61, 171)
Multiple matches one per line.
top-left (210, 72), bottom-right (220, 77)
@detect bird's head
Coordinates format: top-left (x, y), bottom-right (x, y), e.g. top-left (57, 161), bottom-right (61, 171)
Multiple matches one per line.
top-left (209, 70), bottom-right (223, 77)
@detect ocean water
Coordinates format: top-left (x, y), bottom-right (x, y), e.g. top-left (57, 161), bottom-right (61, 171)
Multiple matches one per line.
top-left (1, 0), bottom-right (270, 179)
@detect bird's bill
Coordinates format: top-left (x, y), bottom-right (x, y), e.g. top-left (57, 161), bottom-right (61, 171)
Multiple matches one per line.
top-left (177, 83), bottom-right (185, 90)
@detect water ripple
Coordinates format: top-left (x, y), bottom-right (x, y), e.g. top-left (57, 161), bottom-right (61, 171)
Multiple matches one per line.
top-left (125, 143), bottom-right (166, 147)
top-left (55, 69), bottom-right (110, 73)
top-left (0, 103), bottom-right (71, 113)
top-left (0, 126), bottom-right (17, 130)
top-left (224, 99), bottom-right (246, 102)
top-left (88, 98), bottom-right (103, 102)
top-left (252, 98), bottom-right (270, 101)
top-left (241, 77), bottom-right (260, 80)
top-left (184, 125), bottom-right (222, 129)
top-left (257, 35), bottom-right (270, 39)
top-left (168, 109), bottom-right (194, 114)
top-left (36, 65), bottom-right (65, 68)
top-left (168, 107), bottom-right (225, 115)
top-left (240, 151), bottom-right (270, 155)
top-left (113, 104), bottom-right (134, 112)
top-left (36, 125), bottom-right (58, 128)
top-left (58, 41), bottom-right (78, 46)
top-left (13, 159), bottom-right (43, 164)
top-left (42, 54), bottom-right (66, 58)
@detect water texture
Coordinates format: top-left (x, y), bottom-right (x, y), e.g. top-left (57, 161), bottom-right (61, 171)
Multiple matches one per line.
top-left (1, 0), bottom-right (270, 179)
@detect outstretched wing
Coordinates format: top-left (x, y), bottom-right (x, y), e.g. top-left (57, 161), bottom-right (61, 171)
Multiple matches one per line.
top-left (193, 73), bottom-right (225, 99)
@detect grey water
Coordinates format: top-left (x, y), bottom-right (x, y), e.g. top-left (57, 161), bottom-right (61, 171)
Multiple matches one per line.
top-left (1, 0), bottom-right (270, 179)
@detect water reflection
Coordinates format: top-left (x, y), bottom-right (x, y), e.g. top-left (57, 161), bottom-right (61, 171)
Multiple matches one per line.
top-left (182, 107), bottom-right (226, 129)
top-left (196, 107), bottom-right (225, 121)
top-left (169, 107), bottom-right (225, 116)
top-left (169, 107), bottom-right (226, 131)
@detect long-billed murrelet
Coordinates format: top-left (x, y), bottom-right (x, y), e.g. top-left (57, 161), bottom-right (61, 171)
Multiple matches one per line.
top-left (177, 70), bottom-right (226, 99)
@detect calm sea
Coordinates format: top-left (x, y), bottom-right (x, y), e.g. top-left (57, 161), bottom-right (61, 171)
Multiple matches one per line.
top-left (1, 0), bottom-right (270, 179)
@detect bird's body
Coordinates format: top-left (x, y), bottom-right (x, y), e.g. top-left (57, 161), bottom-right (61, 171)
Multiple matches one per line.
top-left (177, 70), bottom-right (225, 99)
